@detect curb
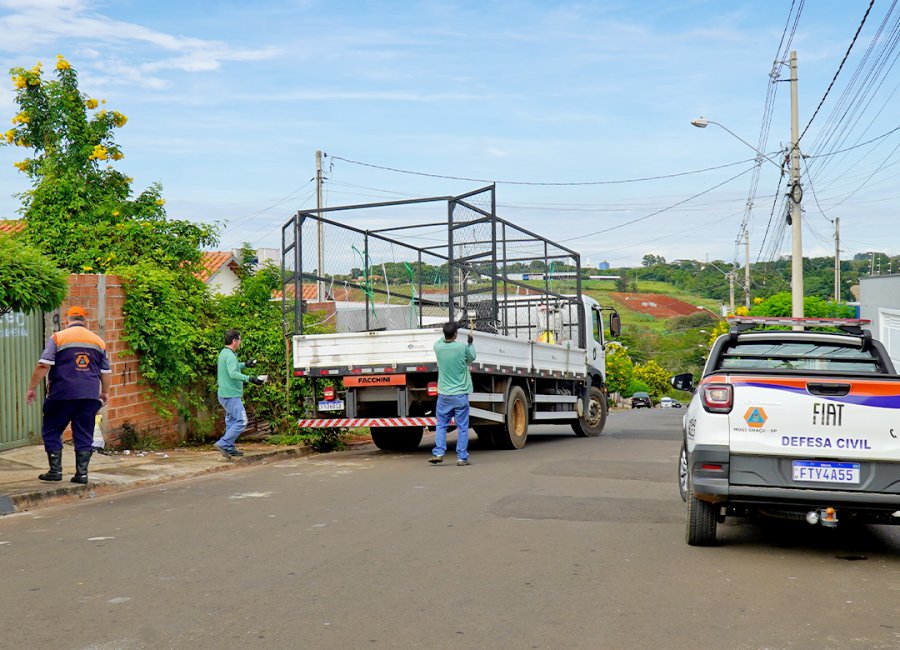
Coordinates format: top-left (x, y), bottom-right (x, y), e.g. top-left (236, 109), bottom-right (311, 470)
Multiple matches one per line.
top-left (3, 445), bottom-right (316, 515)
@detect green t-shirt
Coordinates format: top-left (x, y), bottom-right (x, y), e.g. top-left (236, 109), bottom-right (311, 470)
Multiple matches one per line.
top-left (217, 347), bottom-right (249, 398)
top-left (433, 338), bottom-right (476, 395)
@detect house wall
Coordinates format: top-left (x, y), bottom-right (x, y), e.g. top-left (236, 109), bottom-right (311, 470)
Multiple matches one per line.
top-left (52, 274), bottom-right (180, 446)
top-left (859, 274), bottom-right (900, 369)
top-left (207, 267), bottom-right (240, 296)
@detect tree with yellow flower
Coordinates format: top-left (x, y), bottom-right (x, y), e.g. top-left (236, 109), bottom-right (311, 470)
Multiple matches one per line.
top-left (2, 56), bottom-right (217, 273)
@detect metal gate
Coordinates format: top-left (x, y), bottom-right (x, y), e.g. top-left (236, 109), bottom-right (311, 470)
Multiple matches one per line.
top-left (0, 310), bottom-right (44, 450)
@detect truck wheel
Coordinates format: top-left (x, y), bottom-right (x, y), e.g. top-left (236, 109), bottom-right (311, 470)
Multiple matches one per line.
top-left (678, 441), bottom-right (688, 502)
top-left (495, 386), bottom-right (529, 450)
top-left (370, 427), bottom-right (423, 452)
top-left (572, 385), bottom-right (607, 437)
top-left (686, 491), bottom-right (718, 546)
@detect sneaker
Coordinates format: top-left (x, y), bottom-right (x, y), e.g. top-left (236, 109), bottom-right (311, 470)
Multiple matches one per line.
top-left (214, 444), bottom-right (233, 460)
top-left (456, 459), bottom-right (470, 466)
top-left (229, 449), bottom-right (244, 457)
top-left (428, 455), bottom-right (443, 464)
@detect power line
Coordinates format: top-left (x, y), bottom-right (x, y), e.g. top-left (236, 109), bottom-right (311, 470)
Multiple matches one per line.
top-left (798, 0), bottom-right (877, 143)
top-left (326, 153), bottom-right (759, 186)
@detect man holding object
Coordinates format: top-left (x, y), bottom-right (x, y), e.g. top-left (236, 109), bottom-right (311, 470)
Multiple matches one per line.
top-left (215, 329), bottom-right (267, 459)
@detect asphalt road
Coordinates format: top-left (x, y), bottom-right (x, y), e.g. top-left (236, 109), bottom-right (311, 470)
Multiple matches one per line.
top-left (1, 409), bottom-right (899, 650)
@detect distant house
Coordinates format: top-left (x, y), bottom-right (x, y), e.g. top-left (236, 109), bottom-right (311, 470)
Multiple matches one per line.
top-left (0, 219), bottom-right (26, 236)
top-left (196, 251), bottom-right (241, 296)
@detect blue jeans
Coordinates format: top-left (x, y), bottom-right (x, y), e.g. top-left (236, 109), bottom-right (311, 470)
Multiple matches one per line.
top-left (433, 393), bottom-right (470, 461)
top-left (217, 396), bottom-right (247, 451)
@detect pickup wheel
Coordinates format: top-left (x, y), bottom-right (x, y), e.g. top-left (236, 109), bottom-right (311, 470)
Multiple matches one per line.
top-left (370, 427), bottom-right (423, 452)
top-left (678, 441), bottom-right (688, 502)
top-left (572, 386), bottom-right (607, 437)
top-left (686, 491), bottom-right (718, 546)
top-left (494, 385), bottom-right (529, 450)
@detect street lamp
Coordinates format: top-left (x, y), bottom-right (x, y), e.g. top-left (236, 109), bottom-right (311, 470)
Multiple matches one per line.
top-left (691, 111), bottom-right (804, 321)
top-left (690, 118), bottom-right (784, 170)
top-left (700, 261), bottom-right (735, 314)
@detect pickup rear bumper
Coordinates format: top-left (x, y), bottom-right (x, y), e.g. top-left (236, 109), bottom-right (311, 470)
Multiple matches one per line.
top-left (689, 445), bottom-right (900, 511)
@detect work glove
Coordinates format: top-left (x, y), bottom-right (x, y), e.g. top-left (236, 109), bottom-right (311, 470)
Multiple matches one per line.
top-left (467, 334), bottom-right (474, 345)
top-left (245, 359), bottom-right (258, 368)
top-left (249, 375), bottom-right (266, 385)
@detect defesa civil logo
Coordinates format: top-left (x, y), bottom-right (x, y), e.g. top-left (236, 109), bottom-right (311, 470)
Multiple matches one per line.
top-left (744, 407), bottom-right (767, 428)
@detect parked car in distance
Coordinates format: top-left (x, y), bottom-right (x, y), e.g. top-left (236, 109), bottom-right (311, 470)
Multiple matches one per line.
top-left (631, 391), bottom-right (652, 408)
top-left (659, 396), bottom-right (681, 408)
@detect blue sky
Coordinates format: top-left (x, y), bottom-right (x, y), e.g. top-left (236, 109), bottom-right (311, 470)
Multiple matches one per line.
top-left (2, 0), bottom-right (899, 267)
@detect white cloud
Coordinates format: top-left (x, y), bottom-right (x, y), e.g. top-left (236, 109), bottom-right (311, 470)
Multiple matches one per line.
top-left (0, 0), bottom-right (279, 81)
top-left (487, 147), bottom-right (509, 158)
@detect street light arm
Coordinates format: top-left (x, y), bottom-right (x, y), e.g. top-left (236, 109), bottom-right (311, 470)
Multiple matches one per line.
top-left (691, 117), bottom-right (785, 171)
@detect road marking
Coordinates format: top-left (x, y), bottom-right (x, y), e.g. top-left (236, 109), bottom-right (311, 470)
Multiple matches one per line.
top-left (229, 492), bottom-right (273, 499)
top-left (107, 597), bottom-right (131, 604)
top-left (88, 536), bottom-right (115, 541)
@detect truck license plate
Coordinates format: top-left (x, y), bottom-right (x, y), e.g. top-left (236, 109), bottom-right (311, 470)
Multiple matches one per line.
top-left (318, 400), bottom-right (345, 412)
top-left (792, 460), bottom-right (860, 484)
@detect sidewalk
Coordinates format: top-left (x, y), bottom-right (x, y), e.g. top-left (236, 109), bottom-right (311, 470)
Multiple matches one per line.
top-left (0, 442), bottom-right (316, 516)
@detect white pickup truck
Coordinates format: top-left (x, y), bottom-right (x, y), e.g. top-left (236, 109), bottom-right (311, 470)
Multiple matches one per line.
top-left (673, 317), bottom-right (900, 546)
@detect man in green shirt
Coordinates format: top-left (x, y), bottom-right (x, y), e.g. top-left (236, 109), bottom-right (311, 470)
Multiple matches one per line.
top-left (429, 321), bottom-right (476, 466)
top-left (215, 329), bottom-right (266, 459)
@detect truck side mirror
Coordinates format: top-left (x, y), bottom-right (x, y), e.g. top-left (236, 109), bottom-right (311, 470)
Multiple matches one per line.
top-left (670, 372), bottom-right (694, 393)
top-left (608, 312), bottom-right (621, 338)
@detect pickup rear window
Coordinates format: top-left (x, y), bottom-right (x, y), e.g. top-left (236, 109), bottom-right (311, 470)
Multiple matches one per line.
top-left (716, 341), bottom-right (881, 373)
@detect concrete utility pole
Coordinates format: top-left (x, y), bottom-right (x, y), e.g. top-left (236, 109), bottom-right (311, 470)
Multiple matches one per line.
top-left (316, 150), bottom-right (324, 303)
top-left (834, 217), bottom-right (840, 303)
top-left (743, 227), bottom-right (751, 309)
top-left (728, 271), bottom-right (736, 314)
top-left (789, 51), bottom-right (804, 320)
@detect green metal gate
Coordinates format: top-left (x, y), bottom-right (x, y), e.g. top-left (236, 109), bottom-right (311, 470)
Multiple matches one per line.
top-left (0, 310), bottom-right (45, 450)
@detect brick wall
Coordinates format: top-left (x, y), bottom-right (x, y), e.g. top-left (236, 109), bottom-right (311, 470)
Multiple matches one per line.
top-left (52, 274), bottom-right (180, 447)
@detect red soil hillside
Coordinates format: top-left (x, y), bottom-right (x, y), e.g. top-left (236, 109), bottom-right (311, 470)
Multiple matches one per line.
top-left (611, 292), bottom-right (716, 319)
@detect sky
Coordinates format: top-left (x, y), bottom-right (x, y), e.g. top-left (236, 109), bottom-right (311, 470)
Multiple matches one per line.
top-left (1, 0), bottom-right (899, 268)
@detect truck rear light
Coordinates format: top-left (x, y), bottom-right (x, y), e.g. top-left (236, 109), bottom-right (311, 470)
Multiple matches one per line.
top-left (294, 370), bottom-right (305, 376)
top-left (427, 382), bottom-right (438, 397)
top-left (323, 386), bottom-right (336, 401)
top-left (701, 383), bottom-right (733, 414)
top-left (701, 463), bottom-right (724, 472)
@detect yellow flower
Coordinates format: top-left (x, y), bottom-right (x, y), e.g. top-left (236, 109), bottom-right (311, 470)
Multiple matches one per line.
top-left (4, 130), bottom-right (13, 144)
top-left (11, 112), bottom-right (29, 125)
top-left (56, 54), bottom-right (71, 71)
top-left (97, 109), bottom-right (108, 119)
top-left (13, 160), bottom-right (29, 172)
top-left (85, 98), bottom-right (98, 110)
top-left (82, 265), bottom-right (93, 272)
top-left (125, 177), bottom-right (133, 183)
top-left (13, 75), bottom-right (26, 89)
top-left (111, 111), bottom-right (128, 127)
top-left (112, 210), bottom-right (120, 217)
top-left (155, 198), bottom-right (166, 206)
top-left (15, 139), bottom-right (26, 147)
top-left (30, 62), bottom-right (42, 74)
top-left (110, 151), bottom-right (124, 160)
top-left (88, 144), bottom-right (109, 161)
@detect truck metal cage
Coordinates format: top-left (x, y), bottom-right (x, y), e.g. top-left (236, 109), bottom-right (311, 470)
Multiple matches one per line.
top-left (281, 185), bottom-right (585, 348)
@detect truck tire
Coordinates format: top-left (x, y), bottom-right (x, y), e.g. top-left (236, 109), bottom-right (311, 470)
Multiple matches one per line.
top-left (572, 385), bottom-right (607, 437)
top-left (686, 491), bottom-right (718, 546)
top-left (495, 385), bottom-right (529, 450)
top-left (370, 427), bottom-right (423, 452)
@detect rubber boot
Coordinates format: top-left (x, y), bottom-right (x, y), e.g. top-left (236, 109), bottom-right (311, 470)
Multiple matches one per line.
top-left (38, 450), bottom-right (63, 482)
top-left (71, 450), bottom-right (92, 484)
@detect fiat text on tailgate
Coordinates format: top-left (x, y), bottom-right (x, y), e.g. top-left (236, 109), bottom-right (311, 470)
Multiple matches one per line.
top-left (671, 317), bottom-right (900, 546)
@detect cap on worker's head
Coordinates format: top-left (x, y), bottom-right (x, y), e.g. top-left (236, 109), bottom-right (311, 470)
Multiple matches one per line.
top-left (66, 305), bottom-right (87, 319)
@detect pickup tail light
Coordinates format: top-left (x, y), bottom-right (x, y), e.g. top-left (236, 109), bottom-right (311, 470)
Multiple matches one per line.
top-left (427, 382), bottom-right (438, 397)
top-left (701, 383), bottom-right (733, 414)
top-left (323, 386), bottom-right (336, 401)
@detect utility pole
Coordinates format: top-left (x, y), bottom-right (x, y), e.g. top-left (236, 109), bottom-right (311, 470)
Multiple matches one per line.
top-left (728, 271), bottom-right (736, 314)
top-left (743, 227), bottom-right (751, 309)
top-left (789, 51), bottom-right (804, 320)
top-left (833, 217), bottom-right (840, 303)
top-left (316, 150), bottom-right (324, 303)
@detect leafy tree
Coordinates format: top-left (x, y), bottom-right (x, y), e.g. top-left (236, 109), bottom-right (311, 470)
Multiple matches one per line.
top-left (634, 359), bottom-right (671, 398)
top-left (750, 292), bottom-right (854, 318)
top-left (0, 234), bottom-right (68, 315)
top-left (604, 343), bottom-right (634, 395)
top-left (3, 57), bottom-right (217, 273)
